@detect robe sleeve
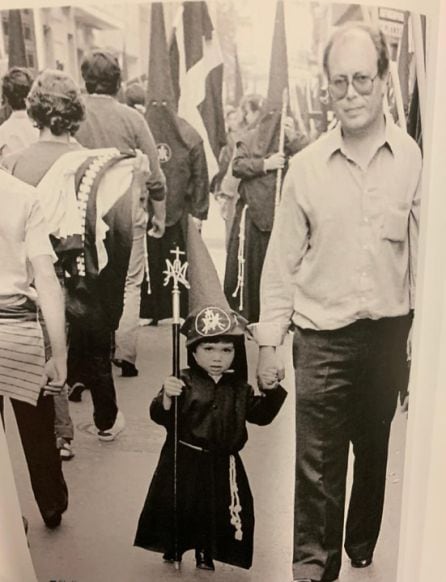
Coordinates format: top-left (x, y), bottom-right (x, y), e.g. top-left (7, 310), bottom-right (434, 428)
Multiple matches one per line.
top-left (232, 140), bottom-right (266, 180)
top-left (149, 388), bottom-right (173, 429)
top-left (246, 384), bottom-right (287, 426)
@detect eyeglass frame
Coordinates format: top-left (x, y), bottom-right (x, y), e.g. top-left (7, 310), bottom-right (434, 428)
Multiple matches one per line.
top-left (328, 72), bottom-right (380, 101)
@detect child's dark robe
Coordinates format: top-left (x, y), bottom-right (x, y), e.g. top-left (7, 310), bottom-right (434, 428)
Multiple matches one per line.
top-left (134, 366), bottom-right (287, 569)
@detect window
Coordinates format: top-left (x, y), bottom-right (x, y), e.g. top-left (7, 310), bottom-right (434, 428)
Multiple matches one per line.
top-left (24, 26), bottom-right (31, 41)
top-left (3, 21), bottom-right (8, 37)
top-left (26, 53), bottom-right (34, 68)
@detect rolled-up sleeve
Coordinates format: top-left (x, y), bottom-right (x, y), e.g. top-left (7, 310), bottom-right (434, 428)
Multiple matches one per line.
top-left (251, 159), bottom-right (309, 345)
top-left (25, 196), bottom-right (57, 262)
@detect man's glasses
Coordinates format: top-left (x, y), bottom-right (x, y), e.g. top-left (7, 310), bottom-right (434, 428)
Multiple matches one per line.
top-left (328, 73), bottom-right (379, 100)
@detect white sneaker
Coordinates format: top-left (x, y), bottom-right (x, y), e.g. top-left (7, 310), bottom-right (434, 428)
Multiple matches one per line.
top-left (97, 411), bottom-right (126, 442)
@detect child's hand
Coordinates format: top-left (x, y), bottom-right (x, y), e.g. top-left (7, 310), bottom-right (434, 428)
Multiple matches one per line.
top-left (163, 377), bottom-right (185, 398)
top-left (258, 367), bottom-right (280, 390)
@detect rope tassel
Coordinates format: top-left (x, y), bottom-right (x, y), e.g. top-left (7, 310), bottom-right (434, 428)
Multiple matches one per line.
top-left (143, 233), bottom-right (151, 294)
top-left (229, 455), bottom-right (243, 541)
top-left (232, 205), bottom-right (247, 311)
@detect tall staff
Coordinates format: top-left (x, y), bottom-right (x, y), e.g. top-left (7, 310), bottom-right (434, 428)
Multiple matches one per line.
top-left (163, 246), bottom-right (190, 569)
top-left (275, 88), bottom-right (289, 210)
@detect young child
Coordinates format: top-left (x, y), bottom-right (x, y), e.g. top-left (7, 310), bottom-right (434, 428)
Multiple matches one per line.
top-left (134, 305), bottom-right (287, 570)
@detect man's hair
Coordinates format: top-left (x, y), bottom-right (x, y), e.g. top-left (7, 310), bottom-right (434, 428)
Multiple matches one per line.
top-left (323, 22), bottom-right (390, 79)
top-left (2, 67), bottom-right (34, 110)
top-left (81, 50), bottom-right (121, 96)
top-left (191, 335), bottom-right (236, 353)
top-left (240, 94), bottom-right (265, 115)
top-left (27, 69), bottom-right (85, 136)
top-left (125, 83), bottom-right (145, 108)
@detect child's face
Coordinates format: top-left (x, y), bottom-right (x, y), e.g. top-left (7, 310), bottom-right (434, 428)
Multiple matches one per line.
top-left (193, 341), bottom-right (235, 376)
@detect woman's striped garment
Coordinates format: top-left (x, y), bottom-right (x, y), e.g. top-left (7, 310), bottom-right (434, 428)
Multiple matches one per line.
top-left (0, 321), bottom-right (45, 406)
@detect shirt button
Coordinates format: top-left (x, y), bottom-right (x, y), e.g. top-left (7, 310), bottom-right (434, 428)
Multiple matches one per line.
top-left (363, 216), bottom-right (369, 223)
top-left (212, 404), bottom-right (218, 410)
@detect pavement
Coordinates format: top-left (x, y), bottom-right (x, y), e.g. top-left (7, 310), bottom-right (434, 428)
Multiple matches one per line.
top-left (5, 199), bottom-right (407, 582)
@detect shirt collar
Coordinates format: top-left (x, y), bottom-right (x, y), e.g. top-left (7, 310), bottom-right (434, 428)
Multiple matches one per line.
top-left (323, 114), bottom-right (397, 162)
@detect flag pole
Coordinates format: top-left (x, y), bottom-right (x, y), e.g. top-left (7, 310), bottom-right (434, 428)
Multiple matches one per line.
top-left (163, 246), bottom-right (190, 569)
top-left (275, 87), bottom-right (289, 211)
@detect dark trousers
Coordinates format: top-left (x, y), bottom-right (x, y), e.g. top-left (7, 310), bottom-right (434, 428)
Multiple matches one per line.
top-left (292, 315), bottom-right (411, 582)
top-left (67, 318), bottom-right (118, 431)
top-left (0, 393), bottom-right (68, 522)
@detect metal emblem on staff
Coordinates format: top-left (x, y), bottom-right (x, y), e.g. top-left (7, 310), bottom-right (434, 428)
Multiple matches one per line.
top-left (163, 246), bottom-right (190, 569)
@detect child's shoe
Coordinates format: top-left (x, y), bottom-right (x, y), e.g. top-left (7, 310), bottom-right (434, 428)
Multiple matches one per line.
top-left (163, 551), bottom-right (182, 564)
top-left (195, 549), bottom-right (215, 570)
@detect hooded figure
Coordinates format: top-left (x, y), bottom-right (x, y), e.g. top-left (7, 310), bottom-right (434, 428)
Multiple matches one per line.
top-left (134, 304), bottom-right (287, 569)
top-left (140, 2), bottom-right (209, 324)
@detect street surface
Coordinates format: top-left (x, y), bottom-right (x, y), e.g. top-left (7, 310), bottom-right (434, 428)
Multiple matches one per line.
top-left (5, 200), bottom-right (407, 582)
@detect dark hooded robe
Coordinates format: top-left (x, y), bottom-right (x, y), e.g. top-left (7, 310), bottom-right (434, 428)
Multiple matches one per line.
top-left (134, 308), bottom-right (286, 568)
top-left (140, 105), bottom-right (209, 321)
top-left (224, 111), bottom-right (302, 323)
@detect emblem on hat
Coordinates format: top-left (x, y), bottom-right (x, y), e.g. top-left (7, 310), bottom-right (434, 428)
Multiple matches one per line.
top-left (157, 143), bottom-right (172, 163)
top-left (195, 307), bottom-right (232, 337)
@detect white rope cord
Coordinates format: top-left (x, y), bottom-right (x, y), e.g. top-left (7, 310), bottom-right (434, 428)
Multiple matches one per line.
top-left (232, 205), bottom-right (247, 311)
top-left (75, 152), bottom-right (116, 277)
top-left (143, 231), bottom-right (151, 294)
top-left (229, 455), bottom-right (243, 541)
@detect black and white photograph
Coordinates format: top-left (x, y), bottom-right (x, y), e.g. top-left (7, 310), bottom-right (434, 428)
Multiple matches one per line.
top-left (0, 1), bottom-right (444, 581)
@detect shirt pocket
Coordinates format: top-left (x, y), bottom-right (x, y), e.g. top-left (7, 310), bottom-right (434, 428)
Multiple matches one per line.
top-left (382, 204), bottom-right (410, 242)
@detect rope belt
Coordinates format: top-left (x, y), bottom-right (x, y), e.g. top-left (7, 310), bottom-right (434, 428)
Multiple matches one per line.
top-left (232, 205), bottom-right (248, 311)
top-left (178, 440), bottom-right (208, 452)
top-left (229, 455), bottom-right (243, 540)
top-left (143, 233), bottom-right (151, 294)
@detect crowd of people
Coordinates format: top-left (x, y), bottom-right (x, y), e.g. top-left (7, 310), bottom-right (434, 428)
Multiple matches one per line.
top-left (0, 21), bottom-right (421, 582)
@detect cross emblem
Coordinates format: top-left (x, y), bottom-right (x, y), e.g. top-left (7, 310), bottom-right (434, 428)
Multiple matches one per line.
top-left (157, 143), bottom-right (172, 164)
top-left (163, 247), bottom-right (190, 291)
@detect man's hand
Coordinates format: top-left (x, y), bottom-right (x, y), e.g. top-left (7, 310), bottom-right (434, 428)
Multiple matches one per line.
top-left (257, 346), bottom-right (285, 389)
top-left (148, 215), bottom-right (165, 239)
top-left (42, 354), bottom-right (67, 396)
top-left (264, 152), bottom-right (286, 172)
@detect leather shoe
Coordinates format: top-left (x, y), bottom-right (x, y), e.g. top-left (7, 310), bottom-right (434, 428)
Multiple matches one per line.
top-left (195, 549), bottom-right (215, 570)
top-left (351, 557), bottom-right (372, 568)
top-left (113, 359), bottom-right (139, 377)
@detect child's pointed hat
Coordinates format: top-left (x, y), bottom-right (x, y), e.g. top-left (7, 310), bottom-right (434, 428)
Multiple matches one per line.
top-left (181, 216), bottom-right (249, 348)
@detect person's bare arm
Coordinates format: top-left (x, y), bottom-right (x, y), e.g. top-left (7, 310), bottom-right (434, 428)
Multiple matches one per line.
top-left (31, 255), bottom-right (67, 390)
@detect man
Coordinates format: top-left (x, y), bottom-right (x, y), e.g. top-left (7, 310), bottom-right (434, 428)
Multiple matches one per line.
top-left (75, 51), bottom-right (166, 378)
top-left (255, 23), bottom-right (421, 582)
top-left (0, 67), bottom-right (38, 159)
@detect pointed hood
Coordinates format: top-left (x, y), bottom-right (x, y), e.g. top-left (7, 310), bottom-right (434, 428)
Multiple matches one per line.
top-left (182, 216), bottom-right (249, 379)
top-left (147, 2), bottom-right (176, 108)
